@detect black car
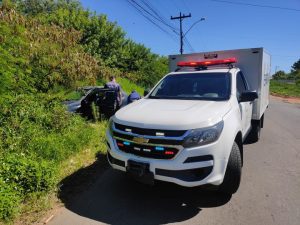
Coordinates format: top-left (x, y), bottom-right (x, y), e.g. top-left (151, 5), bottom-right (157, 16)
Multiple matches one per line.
top-left (64, 86), bottom-right (128, 119)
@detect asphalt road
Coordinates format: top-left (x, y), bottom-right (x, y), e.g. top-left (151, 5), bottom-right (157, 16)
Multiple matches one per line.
top-left (48, 98), bottom-right (300, 225)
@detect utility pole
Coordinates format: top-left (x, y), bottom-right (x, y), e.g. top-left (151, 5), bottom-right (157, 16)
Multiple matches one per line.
top-left (171, 12), bottom-right (191, 54)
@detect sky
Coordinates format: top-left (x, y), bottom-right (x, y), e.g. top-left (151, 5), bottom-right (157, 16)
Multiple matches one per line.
top-left (80, 0), bottom-right (300, 73)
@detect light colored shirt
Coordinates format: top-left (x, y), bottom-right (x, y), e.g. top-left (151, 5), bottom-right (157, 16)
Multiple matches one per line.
top-left (105, 81), bottom-right (121, 103)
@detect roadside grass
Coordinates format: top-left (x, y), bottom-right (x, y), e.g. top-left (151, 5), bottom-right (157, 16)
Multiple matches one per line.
top-left (0, 94), bottom-right (108, 224)
top-left (118, 78), bottom-right (145, 96)
top-left (270, 80), bottom-right (300, 97)
top-left (57, 122), bottom-right (107, 179)
top-left (64, 90), bottom-right (84, 101)
top-left (14, 122), bottom-right (107, 225)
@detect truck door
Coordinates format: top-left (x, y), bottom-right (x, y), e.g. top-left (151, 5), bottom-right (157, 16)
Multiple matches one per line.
top-left (236, 72), bottom-right (252, 137)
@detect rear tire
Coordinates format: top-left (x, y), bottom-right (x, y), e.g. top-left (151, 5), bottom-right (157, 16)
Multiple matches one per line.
top-left (218, 142), bottom-right (242, 195)
top-left (248, 120), bottom-right (261, 143)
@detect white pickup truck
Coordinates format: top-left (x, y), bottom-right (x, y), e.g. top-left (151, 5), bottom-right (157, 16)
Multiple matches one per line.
top-left (106, 48), bottom-right (271, 194)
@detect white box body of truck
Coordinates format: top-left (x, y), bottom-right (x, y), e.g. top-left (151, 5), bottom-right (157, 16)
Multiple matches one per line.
top-left (169, 47), bottom-right (271, 120)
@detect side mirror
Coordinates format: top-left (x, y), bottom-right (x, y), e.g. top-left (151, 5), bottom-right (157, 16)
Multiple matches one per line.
top-left (144, 89), bottom-right (150, 96)
top-left (239, 91), bottom-right (258, 102)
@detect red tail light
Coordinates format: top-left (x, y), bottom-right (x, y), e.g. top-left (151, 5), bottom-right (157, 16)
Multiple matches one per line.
top-left (177, 57), bottom-right (237, 67)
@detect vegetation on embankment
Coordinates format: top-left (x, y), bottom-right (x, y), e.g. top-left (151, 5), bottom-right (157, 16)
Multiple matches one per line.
top-left (270, 80), bottom-right (300, 98)
top-left (271, 58), bottom-right (300, 98)
top-left (0, 0), bottom-right (166, 223)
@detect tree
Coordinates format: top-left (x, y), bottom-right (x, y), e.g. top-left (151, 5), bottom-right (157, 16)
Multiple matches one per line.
top-left (272, 70), bottom-right (286, 80)
top-left (11, 0), bottom-right (81, 16)
top-left (291, 59), bottom-right (300, 73)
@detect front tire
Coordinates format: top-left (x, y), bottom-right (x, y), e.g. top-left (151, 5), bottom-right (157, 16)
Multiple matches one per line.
top-left (218, 142), bottom-right (242, 194)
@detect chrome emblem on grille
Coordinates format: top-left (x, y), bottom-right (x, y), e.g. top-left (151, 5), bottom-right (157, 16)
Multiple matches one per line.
top-left (133, 137), bottom-right (149, 144)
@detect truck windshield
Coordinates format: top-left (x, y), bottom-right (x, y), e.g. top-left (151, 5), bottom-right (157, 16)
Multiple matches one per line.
top-left (149, 73), bottom-right (231, 101)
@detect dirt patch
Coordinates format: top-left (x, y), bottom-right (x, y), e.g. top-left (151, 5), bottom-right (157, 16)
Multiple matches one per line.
top-left (270, 94), bottom-right (300, 104)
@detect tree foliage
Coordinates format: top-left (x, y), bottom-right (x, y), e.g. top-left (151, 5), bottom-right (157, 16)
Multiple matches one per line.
top-left (272, 70), bottom-right (287, 80)
top-left (13, 0), bottom-right (168, 87)
top-left (0, 6), bottom-right (32, 96)
top-left (273, 59), bottom-right (300, 81)
top-left (291, 59), bottom-right (300, 72)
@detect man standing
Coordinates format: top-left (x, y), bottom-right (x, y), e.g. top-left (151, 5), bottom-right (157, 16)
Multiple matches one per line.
top-left (104, 76), bottom-right (122, 108)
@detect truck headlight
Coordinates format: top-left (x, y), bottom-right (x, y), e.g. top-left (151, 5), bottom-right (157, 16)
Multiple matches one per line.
top-left (183, 121), bottom-right (224, 148)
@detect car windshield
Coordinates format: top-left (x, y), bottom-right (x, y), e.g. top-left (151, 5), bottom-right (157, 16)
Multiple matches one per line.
top-left (149, 72), bottom-right (231, 100)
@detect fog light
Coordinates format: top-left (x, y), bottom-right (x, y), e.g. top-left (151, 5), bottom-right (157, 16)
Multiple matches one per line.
top-left (165, 151), bottom-right (174, 155)
top-left (155, 146), bottom-right (164, 151)
top-left (123, 141), bottom-right (130, 146)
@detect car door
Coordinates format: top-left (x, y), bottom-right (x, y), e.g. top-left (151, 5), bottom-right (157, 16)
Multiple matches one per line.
top-left (236, 72), bottom-right (252, 137)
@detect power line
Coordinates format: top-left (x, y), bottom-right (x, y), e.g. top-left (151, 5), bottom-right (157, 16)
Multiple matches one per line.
top-left (126, 1), bottom-right (170, 36)
top-left (141, 0), bottom-right (178, 32)
top-left (158, 0), bottom-right (174, 20)
top-left (131, 0), bottom-right (179, 35)
top-left (141, 0), bottom-right (166, 23)
top-left (126, 0), bottom-right (178, 42)
top-left (184, 37), bottom-right (195, 52)
top-left (211, 0), bottom-right (300, 12)
top-left (127, 1), bottom-right (199, 53)
top-left (138, 0), bottom-right (178, 33)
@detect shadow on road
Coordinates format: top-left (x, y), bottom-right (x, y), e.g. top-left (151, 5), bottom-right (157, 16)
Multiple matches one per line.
top-left (58, 153), bottom-right (232, 225)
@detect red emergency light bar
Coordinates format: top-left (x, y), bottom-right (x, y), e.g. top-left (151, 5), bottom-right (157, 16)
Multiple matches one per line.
top-left (177, 57), bottom-right (237, 67)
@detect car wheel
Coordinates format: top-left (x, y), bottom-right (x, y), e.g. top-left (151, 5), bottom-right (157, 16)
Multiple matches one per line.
top-left (218, 142), bottom-right (242, 195)
top-left (248, 120), bottom-right (261, 143)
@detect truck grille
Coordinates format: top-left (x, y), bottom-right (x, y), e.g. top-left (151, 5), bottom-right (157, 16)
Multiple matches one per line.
top-left (113, 131), bottom-right (183, 145)
top-left (114, 123), bottom-right (187, 137)
top-left (115, 139), bottom-right (179, 159)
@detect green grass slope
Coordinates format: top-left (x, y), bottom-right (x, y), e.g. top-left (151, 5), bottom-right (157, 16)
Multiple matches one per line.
top-left (270, 80), bottom-right (300, 97)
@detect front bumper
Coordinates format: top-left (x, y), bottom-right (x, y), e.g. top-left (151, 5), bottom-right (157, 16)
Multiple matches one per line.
top-left (106, 129), bottom-right (229, 187)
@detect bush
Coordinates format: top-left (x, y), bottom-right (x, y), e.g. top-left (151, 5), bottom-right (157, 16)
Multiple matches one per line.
top-left (0, 93), bottom-right (97, 221)
top-left (0, 154), bottom-right (56, 195)
top-left (0, 94), bottom-right (95, 160)
top-left (0, 152), bottom-right (57, 221)
top-left (0, 178), bottom-right (21, 221)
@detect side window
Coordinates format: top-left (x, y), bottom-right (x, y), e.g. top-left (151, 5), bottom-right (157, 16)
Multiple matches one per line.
top-left (236, 72), bottom-right (247, 99)
top-left (152, 79), bottom-right (167, 96)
